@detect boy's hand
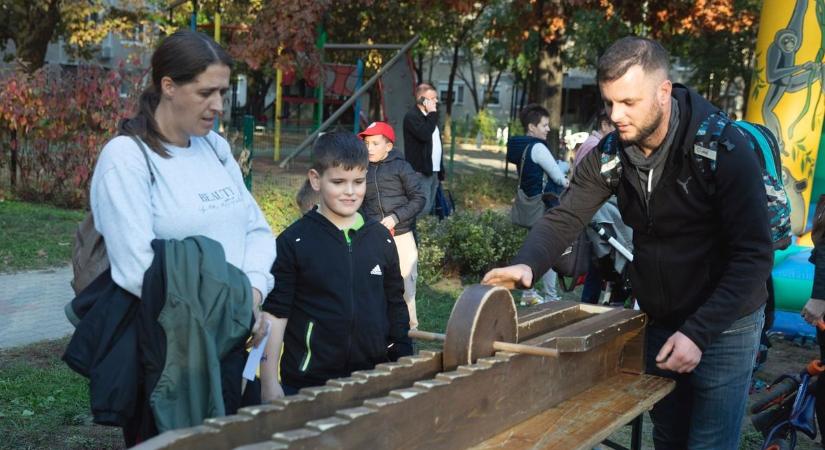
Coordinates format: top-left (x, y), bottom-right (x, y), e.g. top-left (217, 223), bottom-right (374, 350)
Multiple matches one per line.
top-left (380, 216), bottom-right (398, 230)
top-left (262, 380), bottom-right (285, 403)
top-left (482, 264), bottom-right (533, 289)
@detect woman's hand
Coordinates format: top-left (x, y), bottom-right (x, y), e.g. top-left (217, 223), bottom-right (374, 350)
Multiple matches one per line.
top-left (249, 288), bottom-right (266, 347)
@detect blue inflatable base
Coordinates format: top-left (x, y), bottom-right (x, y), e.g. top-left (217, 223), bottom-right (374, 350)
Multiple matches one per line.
top-left (771, 310), bottom-right (817, 340)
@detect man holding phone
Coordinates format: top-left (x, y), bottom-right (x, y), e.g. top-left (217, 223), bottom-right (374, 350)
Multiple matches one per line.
top-left (403, 83), bottom-right (444, 218)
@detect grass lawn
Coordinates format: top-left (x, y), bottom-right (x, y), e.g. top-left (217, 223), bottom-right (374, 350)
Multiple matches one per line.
top-left (0, 338), bottom-right (123, 450)
top-left (0, 201), bottom-right (85, 273)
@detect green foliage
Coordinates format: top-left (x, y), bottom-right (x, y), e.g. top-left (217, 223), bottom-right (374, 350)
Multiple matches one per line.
top-left (474, 109), bottom-right (499, 141)
top-left (0, 200), bottom-right (85, 272)
top-left (415, 210), bottom-right (527, 283)
top-left (416, 215), bottom-right (447, 285)
top-left (254, 181), bottom-right (302, 235)
top-left (0, 64), bottom-right (140, 208)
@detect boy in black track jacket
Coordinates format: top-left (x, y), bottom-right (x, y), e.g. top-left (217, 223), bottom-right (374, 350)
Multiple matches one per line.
top-left (260, 132), bottom-right (412, 402)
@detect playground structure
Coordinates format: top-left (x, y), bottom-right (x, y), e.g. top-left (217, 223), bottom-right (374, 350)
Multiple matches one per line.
top-left (747, 0), bottom-right (825, 338)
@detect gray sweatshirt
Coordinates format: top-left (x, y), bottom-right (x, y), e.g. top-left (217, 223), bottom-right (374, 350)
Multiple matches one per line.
top-left (90, 131), bottom-right (276, 298)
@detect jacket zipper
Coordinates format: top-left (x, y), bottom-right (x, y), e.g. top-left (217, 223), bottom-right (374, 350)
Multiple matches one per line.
top-left (345, 237), bottom-right (354, 371)
top-left (375, 164), bottom-right (385, 217)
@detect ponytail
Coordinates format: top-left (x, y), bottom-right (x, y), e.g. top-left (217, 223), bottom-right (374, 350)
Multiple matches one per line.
top-left (118, 86), bottom-right (170, 157)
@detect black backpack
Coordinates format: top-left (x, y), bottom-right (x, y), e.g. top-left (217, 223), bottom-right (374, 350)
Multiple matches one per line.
top-left (598, 112), bottom-right (792, 250)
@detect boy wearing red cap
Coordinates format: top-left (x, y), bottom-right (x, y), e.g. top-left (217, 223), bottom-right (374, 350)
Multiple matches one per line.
top-left (359, 122), bottom-right (425, 329)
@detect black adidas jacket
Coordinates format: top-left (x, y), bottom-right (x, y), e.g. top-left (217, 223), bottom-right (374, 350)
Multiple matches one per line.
top-left (512, 84), bottom-right (772, 352)
top-left (264, 210), bottom-right (412, 389)
top-left (362, 150), bottom-right (426, 235)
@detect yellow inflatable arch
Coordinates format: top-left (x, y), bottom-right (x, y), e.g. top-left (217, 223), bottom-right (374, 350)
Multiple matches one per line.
top-left (746, 0), bottom-right (825, 236)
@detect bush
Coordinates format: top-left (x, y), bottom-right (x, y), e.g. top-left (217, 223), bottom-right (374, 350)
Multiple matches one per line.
top-left (475, 109), bottom-right (498, 141)
top-left (416, 215), bottom-right (448, 285)
top-left (415, 210), bottom-right (527, 283)
top-left (0, 64), bottom-right (140, 208)
top-left (255, 184), bottom-right (302, 235)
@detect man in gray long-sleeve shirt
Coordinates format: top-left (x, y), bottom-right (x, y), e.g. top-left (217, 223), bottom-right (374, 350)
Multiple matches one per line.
top-left (483, 37), bottom-right (772, 450)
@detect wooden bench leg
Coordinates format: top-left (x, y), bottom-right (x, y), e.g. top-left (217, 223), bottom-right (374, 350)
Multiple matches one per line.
top-left (601, 414), bottom-right (643, 450)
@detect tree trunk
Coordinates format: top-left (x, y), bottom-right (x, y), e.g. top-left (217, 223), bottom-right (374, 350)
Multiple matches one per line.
top-left (529, 39), bottom-right (563, 154)
top-left (15, 0), bottom-right (62, 73)
top-left (415, 51), bottom-right (423, 83)
top-left (444, 41), bottom-right (462, 142)
top-left (10, 130), bottom-right (18, 188)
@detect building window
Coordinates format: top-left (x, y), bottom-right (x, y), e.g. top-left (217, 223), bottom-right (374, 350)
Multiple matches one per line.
top-left (485, 88), bottom-right (501, 107)
top-left (438, 82), bottom-right (464, 105)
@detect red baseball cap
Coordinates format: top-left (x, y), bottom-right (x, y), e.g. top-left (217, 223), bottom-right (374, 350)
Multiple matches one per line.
top-left (358, 121), bottom-right (395, 143)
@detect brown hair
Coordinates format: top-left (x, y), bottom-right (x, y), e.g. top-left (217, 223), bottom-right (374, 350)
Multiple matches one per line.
top-left (119, 29), bottom-right (233, 157)
top-left (597, 36), bottom-right (670, 84)
top-left (310, 132), bottom-right (368, 175)
top-left (519, 104), bottom-right (549, 130)
top-left (296, 179), bottom-right (320, 214)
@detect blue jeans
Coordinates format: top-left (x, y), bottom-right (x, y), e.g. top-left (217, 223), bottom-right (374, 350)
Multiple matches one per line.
top-left (645, 306), bottom-right (764, 450)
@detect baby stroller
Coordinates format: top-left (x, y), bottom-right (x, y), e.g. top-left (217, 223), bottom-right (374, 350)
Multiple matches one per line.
top-left (750, 359), bottom-right (825, 449)
top-left (582, 198), bottom-right (634, 307)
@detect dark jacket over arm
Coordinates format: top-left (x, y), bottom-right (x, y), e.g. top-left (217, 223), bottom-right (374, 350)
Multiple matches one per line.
top-left (403, 107), bottom-right (440, 176)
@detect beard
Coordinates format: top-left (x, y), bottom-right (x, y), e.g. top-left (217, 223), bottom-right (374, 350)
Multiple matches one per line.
top-left (619, 104), bottom-right (665, 147)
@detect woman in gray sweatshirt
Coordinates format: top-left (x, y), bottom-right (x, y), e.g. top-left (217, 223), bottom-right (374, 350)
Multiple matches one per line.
top-left (90, 30), bottom-right (276, 345)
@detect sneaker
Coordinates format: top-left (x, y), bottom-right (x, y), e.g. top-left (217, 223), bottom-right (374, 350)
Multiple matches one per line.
top-left (543, 294), bottom-right (561, 302)
top-left (520, 290), bottom-right (543, 306)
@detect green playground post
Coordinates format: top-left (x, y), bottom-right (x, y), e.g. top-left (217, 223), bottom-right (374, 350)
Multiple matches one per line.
top-left (449, 119), bottom-right (456, 188)
top-left (314, 23), bottom-right (327, 131)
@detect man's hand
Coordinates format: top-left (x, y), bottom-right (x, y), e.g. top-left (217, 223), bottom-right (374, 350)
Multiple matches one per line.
top-left (481, 264), bottom-right (533, 289)
top-left (249, 288), bottom-right (266, 348)
top-left (656, 331), bottom-right (702, 373)
top-left (380, 215), bottom-right (398, 230)
top-left (802, 298), bottom-right (825, 327)
top-left (424, 98), bottom-right (437, 113)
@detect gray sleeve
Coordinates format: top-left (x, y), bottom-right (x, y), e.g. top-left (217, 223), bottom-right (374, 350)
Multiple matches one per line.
top-left (212, 133), bottom-right (277, 296)
top-left (90, 137), bottom-right (156, 297)
top-left (531, 143), bottom-right (569, 187)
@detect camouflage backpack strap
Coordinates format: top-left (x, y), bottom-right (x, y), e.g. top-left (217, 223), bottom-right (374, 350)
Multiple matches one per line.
top-left (690, 111), bottom-right (734, 196)
top-left (598, 131), bottom-right (622, 192)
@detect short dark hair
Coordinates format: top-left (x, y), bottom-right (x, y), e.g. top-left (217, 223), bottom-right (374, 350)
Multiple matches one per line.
top-left (519, 104), bottom-right (549, 130)
top-left (119, 29), bottom-right (233, 157)
top-left (310, 132), bottom-right (368, 175)
top-left (596, 36), bottom-right (670, 83)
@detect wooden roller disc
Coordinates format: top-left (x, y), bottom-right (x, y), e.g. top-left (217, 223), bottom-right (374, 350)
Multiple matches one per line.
top-left (442, 284), bottom-right (519, 370)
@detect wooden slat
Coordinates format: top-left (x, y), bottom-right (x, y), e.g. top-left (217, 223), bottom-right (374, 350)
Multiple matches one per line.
top-left (517, 301), bottom-right (595, 342)
top-left (252, 337), bottom-right (633, 449)
top-left (525, 308), bottom-right (645, 353)
top-left (471, 374), bottom-right (674, 450)
top-left (135, 351), bottom-right (443, 450)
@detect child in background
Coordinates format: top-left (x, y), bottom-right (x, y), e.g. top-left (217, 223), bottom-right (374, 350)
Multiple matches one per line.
top-left (259, 132), bottom-right (412, 401)
top-left (358, 121), bottom-right (425, 329)
top-left (295, 179), bottom-right (320, 214)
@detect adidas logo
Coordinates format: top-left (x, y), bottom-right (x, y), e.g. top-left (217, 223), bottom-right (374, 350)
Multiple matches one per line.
top-left (370, 265), bottom-right (382, 276)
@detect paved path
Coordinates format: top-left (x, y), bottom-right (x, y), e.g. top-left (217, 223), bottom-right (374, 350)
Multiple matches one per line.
top-left (0, 265), bottom-right (74, 349)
